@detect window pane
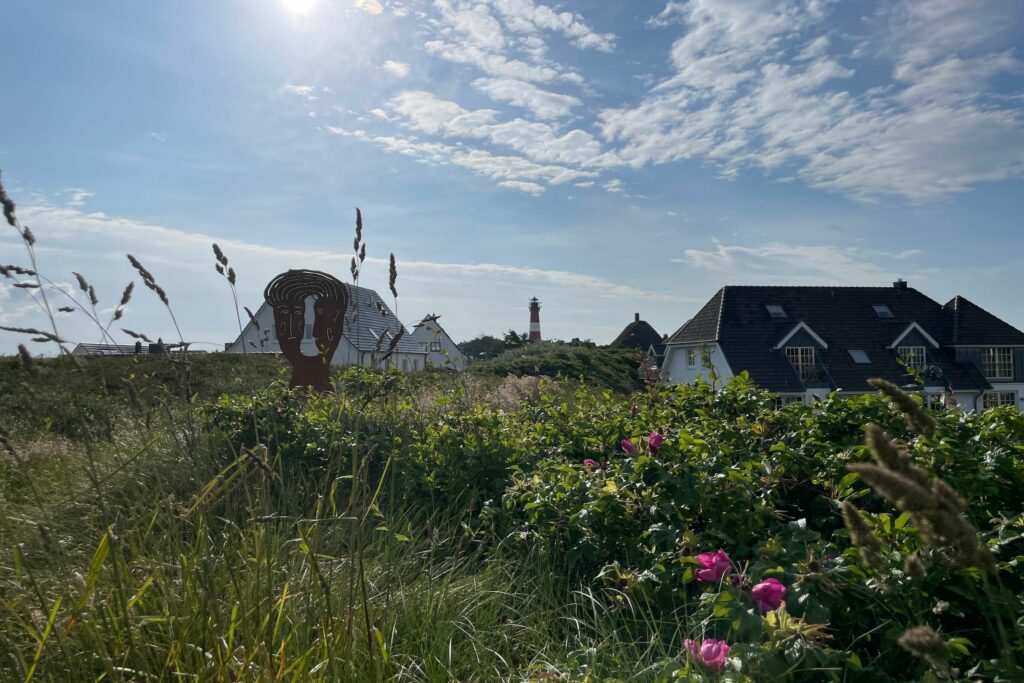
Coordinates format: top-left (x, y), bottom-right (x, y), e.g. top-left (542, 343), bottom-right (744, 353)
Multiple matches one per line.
top-left (848, 349), bottom-right (871, 364)
top-left (766, 304), bottom-right (787, 318)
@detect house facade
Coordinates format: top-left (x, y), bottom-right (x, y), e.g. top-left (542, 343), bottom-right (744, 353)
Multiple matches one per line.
top-left (408, 314), bottom-right (469, 370)
top-left (227, 283), bottom-right (428, 371)
top-left (663, 282), bottom-right (1024, 411)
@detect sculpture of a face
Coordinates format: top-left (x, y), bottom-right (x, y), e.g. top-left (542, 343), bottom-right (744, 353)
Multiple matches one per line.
top-left (312, 296), bottom-right (345, 357)
top-left (274, 301), bottom-right (306, 363)
top-left (264, 270), bottom-right (349, 391)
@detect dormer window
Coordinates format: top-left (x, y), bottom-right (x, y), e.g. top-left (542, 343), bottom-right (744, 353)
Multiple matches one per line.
top-left (872, 304), bottom-right (894, 318)
top-left (766, 304), bottom-right (787, 319)
top-left (786, 347), bottom-right (815, 381)
top-left (897, 346), bottom-right (926, 371)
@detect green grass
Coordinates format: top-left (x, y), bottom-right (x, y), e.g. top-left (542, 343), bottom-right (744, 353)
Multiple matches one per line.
top-left (0, 358), bottom-right (679, 682)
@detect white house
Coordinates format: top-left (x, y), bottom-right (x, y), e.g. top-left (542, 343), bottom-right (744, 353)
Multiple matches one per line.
top-left (408, 314), bottom-right (468, 370)
top-left (227, 283), bottom-right (428, 371)
top-left (663, 283), bottom-right (1024, 411)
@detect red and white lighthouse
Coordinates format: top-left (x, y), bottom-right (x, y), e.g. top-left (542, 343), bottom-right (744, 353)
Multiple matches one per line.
top-left (528, 297), bottom-right (541, 342)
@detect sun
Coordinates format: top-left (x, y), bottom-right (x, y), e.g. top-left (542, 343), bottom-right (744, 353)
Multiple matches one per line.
top-left (280, 0), bottom-right (318, 17)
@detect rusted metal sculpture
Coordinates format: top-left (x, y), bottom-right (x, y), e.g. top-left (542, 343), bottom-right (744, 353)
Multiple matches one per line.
top-left (264, 269), bottom-right (349, 391)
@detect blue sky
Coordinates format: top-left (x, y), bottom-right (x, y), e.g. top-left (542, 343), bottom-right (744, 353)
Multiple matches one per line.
top-left (2, 0), bottom-right (1023, 353)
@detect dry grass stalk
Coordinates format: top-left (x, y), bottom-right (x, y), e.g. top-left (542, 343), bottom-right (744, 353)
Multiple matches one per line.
top-left (18, 344), bottom-right (35, 375)
top-left (841, 501), bottom-right (887, 573)
top-left (868, 378), bottom-right (937, 437)
top-left (897, 625), bottom-right (948, 666)
top-left (850, 424), bottom-right (995, 574)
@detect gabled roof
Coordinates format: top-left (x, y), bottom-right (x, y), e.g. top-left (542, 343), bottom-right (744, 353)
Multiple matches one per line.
top-left (610, 315), bottom-right (662, 350)
top-left (774, 321), bottom-right (828, 349)
top-left (889, 322), bottom-right (940, 349)
top-left (668, 285), bottom-right (1017, 393)
top-left (944, 296), bottom-right (1024, 345)
top-left (667, 287), bottom-right (724, 344)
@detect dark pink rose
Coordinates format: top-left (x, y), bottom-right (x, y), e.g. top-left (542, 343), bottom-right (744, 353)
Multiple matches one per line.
top-left (620, 438), bottom-right (637, 454)
top-left (750, 578), bottom-right (787, 611)
top-left (684, 638), bottom-right (730, 672)
top-left (582, 458), bottom-right (599, 469)
top-left (694, 549), bottom-right (732, 582)
top-left (648, 432), bottom-right (665, 453)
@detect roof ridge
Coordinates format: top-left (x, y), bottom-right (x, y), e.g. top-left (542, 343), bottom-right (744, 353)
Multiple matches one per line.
top-left (715, 286), bottom-right (726, 340)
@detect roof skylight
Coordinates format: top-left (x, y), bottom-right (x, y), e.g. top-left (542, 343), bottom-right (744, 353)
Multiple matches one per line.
top-left (766, 304), bottom-right (787, 319)
top-left (848, 349), bottom-right (872, 364)
top-left (872, 304), bottom-right (894, 318)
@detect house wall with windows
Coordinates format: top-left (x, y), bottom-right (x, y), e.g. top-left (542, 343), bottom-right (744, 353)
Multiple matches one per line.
top-left (663, 343), bottom-right (734, 385)
top-left (408, 317), bottom-right (468, 371)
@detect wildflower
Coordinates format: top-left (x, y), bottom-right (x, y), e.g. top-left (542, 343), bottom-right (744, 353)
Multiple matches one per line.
top-left (684, 638), bottom-right (730, 672)
top-left (620, 439), bottom-right (637, 454)
top-left (648, 432), bottom-right (665, 453)
top-left (750, 578), bottom-right (787, 611)
top-left (582, 458), bottom-right (599, 469)
top-left (695, 549), bottom-right (732, 582)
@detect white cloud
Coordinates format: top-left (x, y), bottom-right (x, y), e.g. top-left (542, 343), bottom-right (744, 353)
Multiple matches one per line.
top-left (382, 60), bottom-right (410, 77)
top-left (386, 90), bottom-right (613, 169)
top-left (62, 188), bottom-right (94, 207)
top-left (424, 40), bottom-right (564, 83)
top-left (602, 179), bottom-right (623, 193)
top-left (472, 77), bottom-right (580, 118)
top-left (284, 84), bottom-right (315, 96)
top-left (498, 180), bottom-right (544, 194)
top-left (675, 239), bottom-right (911, 286)
top-left (150, 132), bottom-right (167, 143)
top-left (486, 0), bottom-right (616, 52)
top-left (355, 0), bottom-right (383, 14)
top-left (326, 124), bottom-right (597, 189)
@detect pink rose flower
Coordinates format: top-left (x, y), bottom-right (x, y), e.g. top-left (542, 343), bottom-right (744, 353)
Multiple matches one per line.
top-left (620, 438), bottom-right (637, 454)
top-left (750, 577), bottom-right (787, 611)
top-left (684, 638), bottom-right (730, 672)
top-left (694, 549), bottom-right (732, 582)
top-left (582, 458), bottom-right (599, 469)
top-left (648, 432), bottom-right (665, 453)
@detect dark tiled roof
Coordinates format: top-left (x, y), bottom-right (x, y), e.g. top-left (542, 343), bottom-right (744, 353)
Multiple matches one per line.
top-left (611, 318), bottom-right (662, 350)
top-left (670, 285), bottom-right (1019, 393)
top-left (667, 287), bottom-right (724, 344)
top-left (944, 296), bottom-right (1024, 345)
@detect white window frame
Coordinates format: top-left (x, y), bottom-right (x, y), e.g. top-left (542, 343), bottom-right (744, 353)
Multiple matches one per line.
top-left (981, 347), bottom-right (1014, 380)
top-left (686, 348), bottom-right (697, 367)
top-left (774, 394), bottom-right (804, 409)
top-left (897, 346), bottom-right (926, 370)
top-left (786, 346), bottom-right (816, 381)
top-left (429, 341), bottom-right (442, 352)
top-left (983, 391), bottom-right (1017, 409)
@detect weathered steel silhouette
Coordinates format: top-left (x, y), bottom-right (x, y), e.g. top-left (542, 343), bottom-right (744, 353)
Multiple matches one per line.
top-left (264, 269), bottom-right (349, 391)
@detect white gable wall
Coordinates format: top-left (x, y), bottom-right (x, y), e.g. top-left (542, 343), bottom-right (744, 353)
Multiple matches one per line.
top-left (663, 343), bottom-right (734, 385)
top-left (409, 319), bottom-right (468, 371)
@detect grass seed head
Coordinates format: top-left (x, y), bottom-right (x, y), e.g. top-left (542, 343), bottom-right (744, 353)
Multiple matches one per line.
top-left (897, 625), bottom-right (947, 664)
top-left (868, 378), bottom-right (938, 437)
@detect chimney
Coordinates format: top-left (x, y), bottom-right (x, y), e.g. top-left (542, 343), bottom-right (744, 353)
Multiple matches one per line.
top-left (893, 278), bottom-right (908, 290)
top-left (529, 297), bottom-right (541, 342)
top-left (634, 312), bottom-right (640, 323)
